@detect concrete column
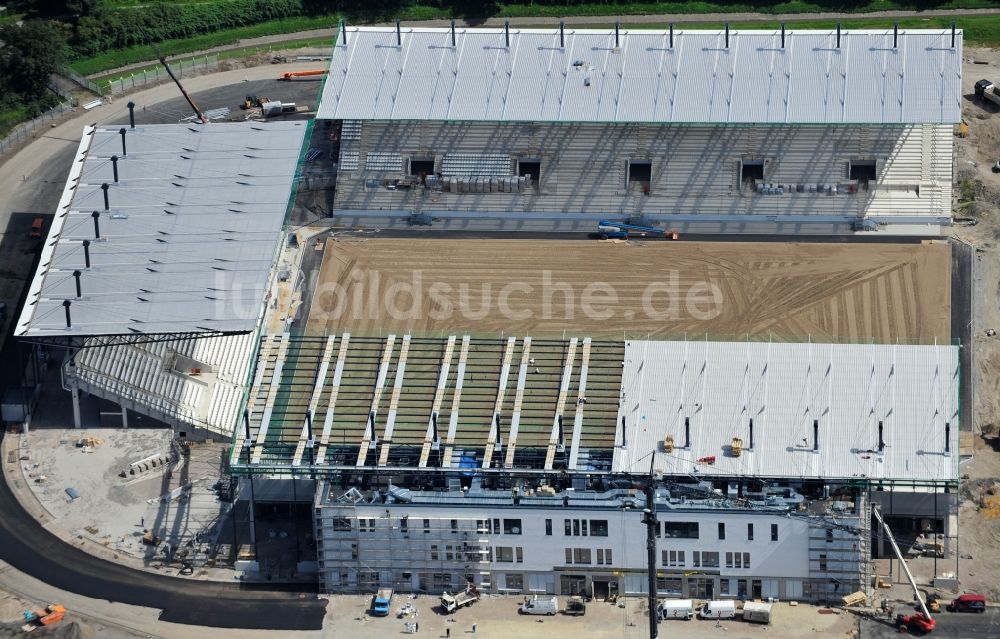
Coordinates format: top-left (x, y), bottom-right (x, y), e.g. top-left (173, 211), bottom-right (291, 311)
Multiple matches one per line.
top-left (121, 403), bottom-right (128, 428)
top-left (71, 386), bottom-right (82, 429)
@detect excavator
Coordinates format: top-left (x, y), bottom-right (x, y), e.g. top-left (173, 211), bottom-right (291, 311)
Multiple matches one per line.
top-left (872, 507), bottom-right (936, 635)
top-left (21, 604), bottom-right (66, 632)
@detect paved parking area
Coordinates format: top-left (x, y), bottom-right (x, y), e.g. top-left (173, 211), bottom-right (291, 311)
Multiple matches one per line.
top-left (861, 608), bottom-right (1000, 638)
top-left (327, 594), bottom-right (856, 639)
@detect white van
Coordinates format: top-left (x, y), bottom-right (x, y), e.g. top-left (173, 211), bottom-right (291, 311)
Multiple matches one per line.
top-left (698, 600), bottom-right (737, 620)
top-left (658, 599), bottom-right (695, 620)
top-left (742, 601), bottom-right (773, 624)
top-left (520, 595), bottom-right (559, 616)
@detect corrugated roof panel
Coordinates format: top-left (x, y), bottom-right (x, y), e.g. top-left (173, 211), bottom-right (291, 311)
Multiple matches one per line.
top-left (15, 121), bottom-right (307, 338)
top-left (318, 26), bottom-right (961, 124)
top-left (614, 339), bottom-right (958, 482)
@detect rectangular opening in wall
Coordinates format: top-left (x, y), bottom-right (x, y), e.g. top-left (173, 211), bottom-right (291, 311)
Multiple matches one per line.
top-left (849, 159), bottom-right (877, 189)
top-left (627, 160), bottom-right (652, 194)
top-left (741, 158), bottom-right (764, 182)
top-left (409, 157), bottom-right (435, 176)
top-left (518, 159), bottom-right (540, 180)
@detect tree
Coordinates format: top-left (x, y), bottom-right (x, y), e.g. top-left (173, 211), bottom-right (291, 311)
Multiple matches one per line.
top-left (0, 20), bottom-right (71, 101)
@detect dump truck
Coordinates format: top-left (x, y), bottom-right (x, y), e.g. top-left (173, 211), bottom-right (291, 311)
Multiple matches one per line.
top-left (441, 585), bottom-right (480, 613)
top-left (21, 604), bottom-right (66, 632)
top-left (372, 588), bottom-right (393, 616)
top-left (975, 79), bottom-right (1000, 108)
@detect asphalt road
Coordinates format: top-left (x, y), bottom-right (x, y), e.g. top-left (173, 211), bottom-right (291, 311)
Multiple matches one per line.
top-left (861, 609), bottom-right (1000, 638)
top-left (0, 429), bottom-right (326, 630)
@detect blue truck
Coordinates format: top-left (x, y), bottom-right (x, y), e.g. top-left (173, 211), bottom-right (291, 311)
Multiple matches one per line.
top-left (371, 588), bottom-right (393, 616)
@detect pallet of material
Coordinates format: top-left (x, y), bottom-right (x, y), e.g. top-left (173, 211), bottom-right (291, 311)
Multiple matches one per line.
top-left (841, 591), bottom-right (867, 607)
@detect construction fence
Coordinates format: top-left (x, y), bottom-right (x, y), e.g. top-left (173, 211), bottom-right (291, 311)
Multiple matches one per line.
top-left (71, 54), bottom-right (220, 97)
top-left (0, 99), bottom-right (78, 157)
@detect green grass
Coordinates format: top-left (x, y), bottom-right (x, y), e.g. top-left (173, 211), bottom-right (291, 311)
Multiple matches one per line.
top-left (69, 14), bottom-right (341, 76)
top-left (0, 105), bottom-right (30, 137)
top-left (494, 0), bottom-right (1000, 17)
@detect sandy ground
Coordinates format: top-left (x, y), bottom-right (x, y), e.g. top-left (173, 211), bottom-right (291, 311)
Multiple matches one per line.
top-left (326, 593), bottom-right (856, 639)
top-left (306, 237), bottom-right (950, 341)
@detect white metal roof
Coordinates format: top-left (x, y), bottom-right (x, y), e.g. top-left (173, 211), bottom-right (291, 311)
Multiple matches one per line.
top-left (72, 333), bottom-right (255, 435)
top-left (317, 26), bottom-right (962, 124)
top-left (612, 339), bottom-right (959, 482)
top-left (16, 121), bottom-right (307, 337)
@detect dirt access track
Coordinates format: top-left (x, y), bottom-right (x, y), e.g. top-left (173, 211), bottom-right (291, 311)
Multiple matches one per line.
top-left (306, 238), bottom-right (950, 341)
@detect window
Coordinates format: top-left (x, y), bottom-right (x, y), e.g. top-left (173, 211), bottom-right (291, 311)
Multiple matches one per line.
top-left (590, 520), bottom-right (609, 537)
top-left (351, 543), bottom-right (358, 560)
top-left (743, 552), bottom-right (751, 569)
top-left (741, 159), bottom-right (764, 182)
top-left (423, 518), bottom-right (430, 533)
top-left (725, 552), bottom-right (733, 568)
top-left (400, 517), bottom-right (408, 534)
top-left (701, 551), bottom-right (720, 568)
top-left (503, 519), bottom-right (522, 535)
top-left (627, 160), bottom-right (652, 192)
top-left (688, 578), bottom-right (714, 598)
top-left (596, 549), bottom-right (613, 565)
top-left (735, 552), bottom-right (742, 569)
top-left (656, 577), bottom-right (682, 595)
top-left (605, 548), bottom-right (612, 564)
top-left (573, 548), bottom-right (592, 564)
top-left (718, 522), bottom-right (726, 540)
top-left (545, 519), bottom-right (552, 536)
top-left (516, 547), bottom-right (523, 563)
top-left (662, 522), bottom-right (699, 539)
top-left (692, 551), bottom-right (700, 568)
top-left (496, 547), bottom-right (515, 563)
top-left (747, 523), bottom-right (754, 541)
top-left (819, 554), bottom-right (828, 572)
top-left (849, 159), bottom-right (877, 183)
top-left (409, 157), bottom-right (434, 176)
top-left (565, 519), bottom-right (572, 536)
top-left (573, 520), bottom-right (580, 536)
top-left (331, 517), bottom-right (352, 531)
top-left (826, 528), bottom-right (834, 543)
top-left (493, 518), bottom-right (500, 534)
top-left (505, 573), bottom-right (524, 590)
top-left (565, 548), bottom-right (573, 564)
top-left (451, 519), bottom-right (458, 533)
top-left (597, 549), bottom-right (605, 565)
top-left (581, 520), bottom-right (588, 536)
top-left (720, 579), bottom-right (732, 596)
top-left (446, 545), bottom-right (454, 561)
top-left (771, 524), bottom-right (778, 542)
top-left (663, 550), bottom-right (685, 567)
top-left (431, 545), bottom-right (439, 561)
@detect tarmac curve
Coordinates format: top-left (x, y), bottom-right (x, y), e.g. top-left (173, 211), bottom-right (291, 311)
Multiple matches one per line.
top-left (0, 431), bottom-right (326, 630)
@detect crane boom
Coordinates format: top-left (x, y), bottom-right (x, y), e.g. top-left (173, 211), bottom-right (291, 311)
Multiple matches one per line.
top-left (872, 506), bottom-right (933, 621)
top-left (151, 43), bottom-right (208, 124)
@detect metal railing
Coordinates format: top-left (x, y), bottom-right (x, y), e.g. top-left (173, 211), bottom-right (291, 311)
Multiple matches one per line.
top-left (93, 54), bottom-right (219, 96)
top-left (0, 99), bottom-right (78, 157)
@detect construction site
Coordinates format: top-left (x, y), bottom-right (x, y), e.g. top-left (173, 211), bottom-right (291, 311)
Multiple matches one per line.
top-left (0, 21), bottom-right (997, 639)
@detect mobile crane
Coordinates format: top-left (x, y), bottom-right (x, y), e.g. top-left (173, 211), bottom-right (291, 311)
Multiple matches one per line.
top-left (872, 507), bottom-right (936, 635)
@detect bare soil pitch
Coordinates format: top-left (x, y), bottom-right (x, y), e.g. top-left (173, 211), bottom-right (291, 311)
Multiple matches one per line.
top-left (306, 238), bottom-right (950, 341)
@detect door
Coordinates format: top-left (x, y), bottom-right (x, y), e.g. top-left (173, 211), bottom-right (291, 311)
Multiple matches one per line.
top-left (593, 579), bottom-right (610, 600)
top-left (751, 580), bottom-right (763, 599)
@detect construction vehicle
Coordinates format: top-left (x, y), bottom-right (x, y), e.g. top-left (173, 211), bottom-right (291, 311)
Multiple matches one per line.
top-left (371, 588), bottom-right (393, 616)
top-left (974, 79), bottom-right (1000, 108)
top-left (597, 219), bottom-right (679, 240)
top-left (242, 95), bottom-right (270, 110)
top-left (21, 604), bottom-right (66, 632)
top-left (440, 584), bottom-right (480, 613)
top-left (146, 38), bottom-right (207, 124)
top-left (279, 69), bottom-right (328, 81)
top-left (872, 507), bottom-right (936, 635)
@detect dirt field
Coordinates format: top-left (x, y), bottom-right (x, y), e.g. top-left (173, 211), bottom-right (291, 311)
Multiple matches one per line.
top-left (306, 237), bottom-right (950, 341)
